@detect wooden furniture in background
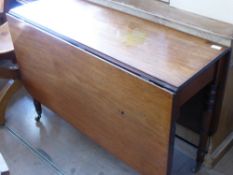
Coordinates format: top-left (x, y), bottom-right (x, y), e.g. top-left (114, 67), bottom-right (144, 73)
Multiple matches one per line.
top-left (7, 0), bottom-right (231, 174)
top-left (0, 21), bottom-right (21, 125)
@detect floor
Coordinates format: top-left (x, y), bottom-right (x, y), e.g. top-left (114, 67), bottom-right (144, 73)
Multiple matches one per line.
top-left (0, 87), bottom-right (233, 175)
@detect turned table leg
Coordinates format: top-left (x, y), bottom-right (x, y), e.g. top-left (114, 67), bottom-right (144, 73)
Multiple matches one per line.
top-left (33, 98), bottom-right (42, 122)
top-left (194, 57), bottom-right (227, 172)
top-left (194, 84), bottom-right (217, 172)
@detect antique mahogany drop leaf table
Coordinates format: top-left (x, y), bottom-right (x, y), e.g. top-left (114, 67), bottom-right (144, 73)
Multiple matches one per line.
top-left (6, 0), bottom-right (231, 174)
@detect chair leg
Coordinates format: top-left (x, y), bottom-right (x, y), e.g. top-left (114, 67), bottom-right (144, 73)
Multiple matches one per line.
top-left (0, 80), bottom-right (21, 125)
top-left (33, 98), bottom-right (42, 122)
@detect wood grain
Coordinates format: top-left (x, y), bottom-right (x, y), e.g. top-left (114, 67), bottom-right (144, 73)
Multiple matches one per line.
top-left (0, 80), bottom-right (21, 125)
top-left (7, 1), bottom-right (231, 173)
top-left (88, 0), bottom-right (233, 46)
top-left (8, 16), bottom-right (175, 175)
top-left (0, 20), bottom-right (20, 126)
top-left (176, 64), bottom-right (215, 106)
top-left (9, 0), bottom-right (227, 88)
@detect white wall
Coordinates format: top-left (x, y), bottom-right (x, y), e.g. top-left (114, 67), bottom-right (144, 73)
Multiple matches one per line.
top-left (170, 0), bottom-right (233, 24)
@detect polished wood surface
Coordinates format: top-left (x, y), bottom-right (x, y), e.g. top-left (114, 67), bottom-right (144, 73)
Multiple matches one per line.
top-left (9, 0), bottom-right (227, 88)
top-left (8, 15), bottom-right (175, 175)
top-left (89, 0), bottom-right (233, 46)
top-left (1, 87), bottom-right (233, 175)
top-left (176, 64), bottom-right (215, 106)
top-left (7, 0), bottom-right (231, 174)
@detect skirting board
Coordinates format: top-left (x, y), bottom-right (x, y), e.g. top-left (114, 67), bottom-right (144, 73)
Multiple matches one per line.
top-left (176, 125), bottom-right (233, 167)
top-left (205, 132), bottom-right (233, 168)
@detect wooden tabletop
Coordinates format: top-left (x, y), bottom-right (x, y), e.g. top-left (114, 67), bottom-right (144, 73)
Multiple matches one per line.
top-left (9, 0), bottom-right (228, 89)
top-left (89, 0), bottom-right (233, 46)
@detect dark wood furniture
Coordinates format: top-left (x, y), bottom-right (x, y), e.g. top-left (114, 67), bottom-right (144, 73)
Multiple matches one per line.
top-left (94, 0), bottom-right (233, 167)
top-left (6, 0), bottom-right (231, 174)
top-left (0, 1), bottom-right (21, 125)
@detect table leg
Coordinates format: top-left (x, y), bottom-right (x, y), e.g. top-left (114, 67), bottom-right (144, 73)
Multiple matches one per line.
top-left (193, 84), bottom-right (217, 172)
top-left (193, 56), bottom-right (227, 172)
top-left (33, 98), bottom-right (42, 122)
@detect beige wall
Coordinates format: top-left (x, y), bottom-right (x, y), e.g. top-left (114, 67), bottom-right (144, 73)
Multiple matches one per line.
top-left (170, 0), bottom-right (233, 24)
